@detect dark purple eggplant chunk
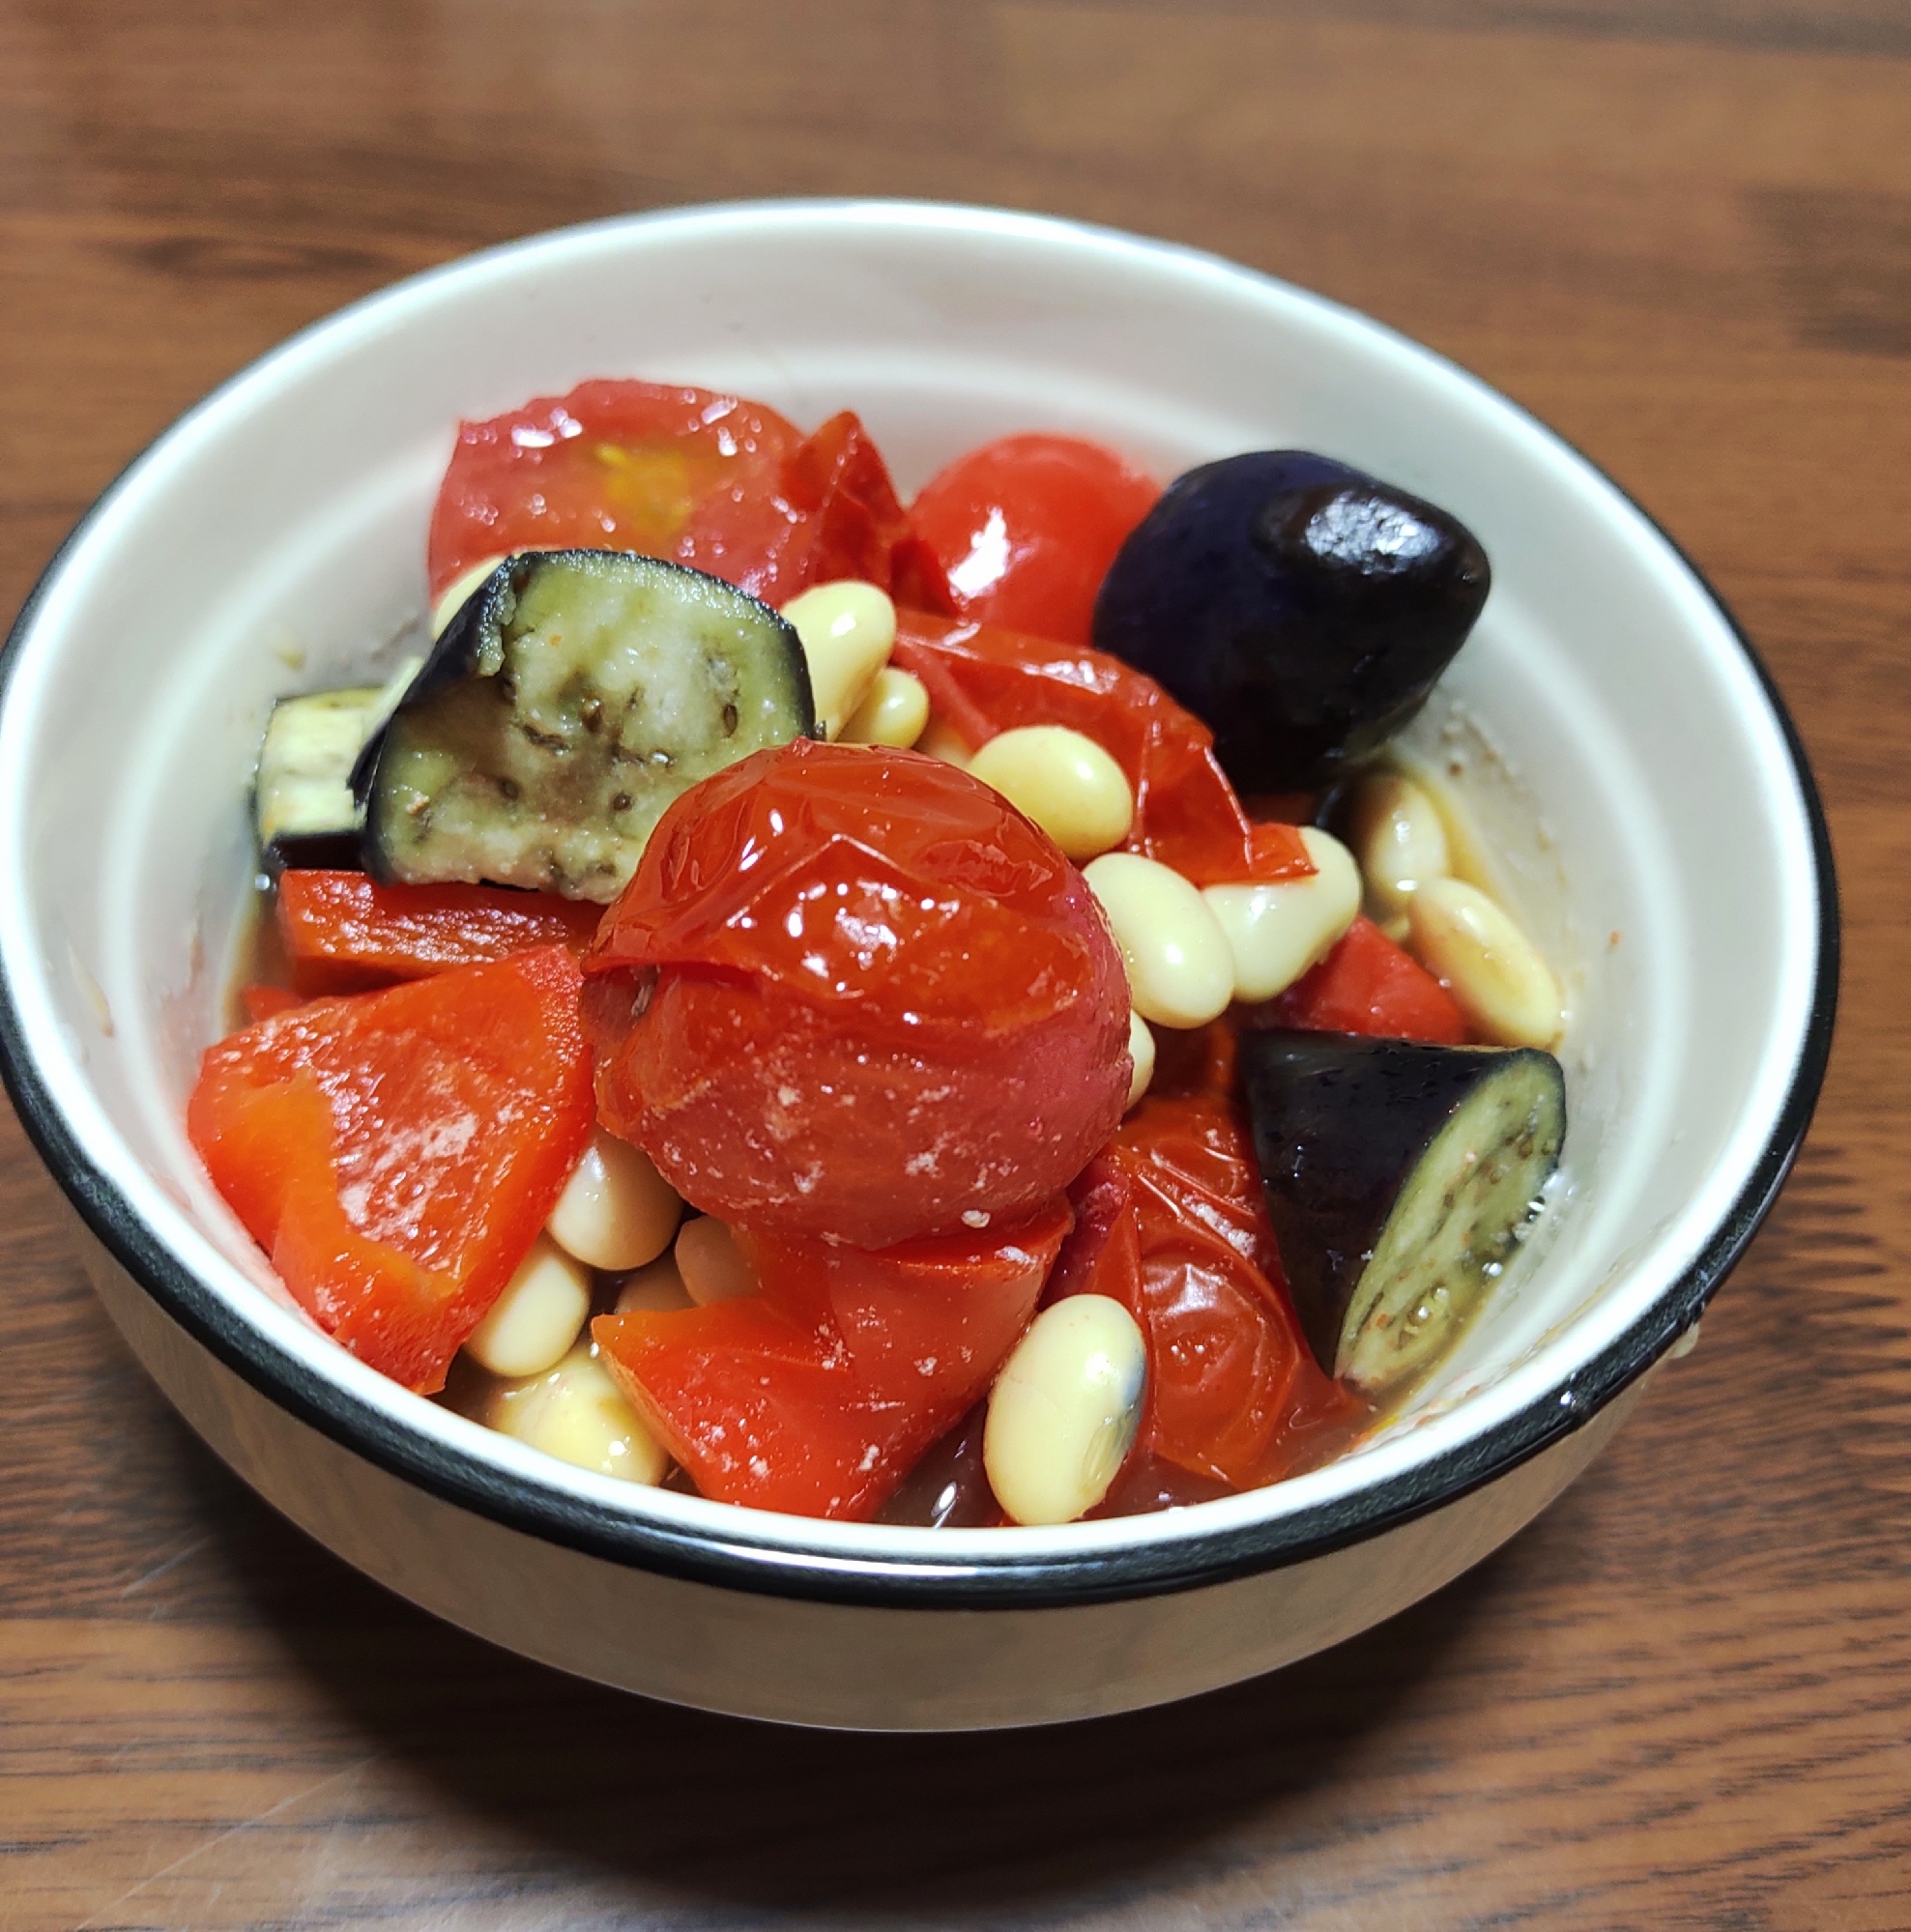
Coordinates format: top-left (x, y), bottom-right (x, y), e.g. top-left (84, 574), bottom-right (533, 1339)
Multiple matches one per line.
top-left (1091, 451), bottom-right (1490, 793)
top-left (1240, 1028), bottom-right (1563, 1396)
top-left (355, 550), bottom-right (814, 904)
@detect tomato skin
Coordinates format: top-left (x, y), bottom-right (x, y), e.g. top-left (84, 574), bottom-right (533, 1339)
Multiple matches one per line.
top-left (188, 947), bottom-right (594, 1393)
top-left (890, 613), bottom-right (1312, 888)
top-left (585, 739), bottom-right (1130, 1248)
top-left (276, 873), bottom-right (603, 982)
top-left (593, 1199), bottom-right (1070, 1519)
top-left (910, 434), bottom-right (1159, 647)
top-left (1050, 1095), bottom-right (1362, 1489)
top-left (427, 382), bottom-right (953, 612)
top-left (1259, 915), bottom-right (1467, 1044)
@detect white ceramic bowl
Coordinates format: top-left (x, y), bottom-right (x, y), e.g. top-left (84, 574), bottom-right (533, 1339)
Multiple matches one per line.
top-left (0, 201), bottom-right (1835, 1730)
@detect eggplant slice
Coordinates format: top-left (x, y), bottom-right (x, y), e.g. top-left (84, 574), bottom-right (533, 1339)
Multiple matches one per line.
top-left (254, 657), bottom-right (421, 871)
top-left (357, 551), bottom-right (814, 903)
top-left (1241, 1029), bottom-right (1565, 1397)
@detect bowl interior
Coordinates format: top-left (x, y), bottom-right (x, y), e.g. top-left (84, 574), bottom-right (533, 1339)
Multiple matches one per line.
top-left (0, 203), bottom-right (1824, 1570)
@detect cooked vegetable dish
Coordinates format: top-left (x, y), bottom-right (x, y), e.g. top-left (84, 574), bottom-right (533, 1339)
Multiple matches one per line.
top-left (193, 379), bottom-right (1569, 1526)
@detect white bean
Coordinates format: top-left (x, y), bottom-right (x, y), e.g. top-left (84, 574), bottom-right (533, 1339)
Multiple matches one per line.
top-left (915, 718), bottom-right (973, 768)
top-left (546, 1126), bottom-right (682, 1273)
top-left (674, 1217), bottom-right (760, 1306)
top-left (1408, 877), bottom-right (1563, 1048)
top-left (967, 726), bottom-right (1134, 861)
top-left (464, 1233), bottom-right (590, 1378)
top-left (1202, 825), bottom-right (1361, 1003)
top-left (779, 580), bottom-right (897, 739)
top-left (840, 666), bottom-right (930, 748)
top-left (614, 1253), bottom-right (695, 1315)
top-left (1126, 1009), bottom-right (1156, 1111)
top-left (1346, 772), bottom-right (1451, 922)
top-left (1083, 851), bottom-right (1234, 1029)
top-left (431, 554), bottom-right (507, 638)
top-left (984, 1296), bottom-right (1147, 1526)
top-left (486, 1341), bottom-right (669, 1485)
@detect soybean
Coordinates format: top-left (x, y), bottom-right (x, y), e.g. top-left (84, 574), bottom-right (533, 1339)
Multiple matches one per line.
top-left (431, 553), bottom-right (507, 639)
top-left (968, 725), bottom-right (1134, 861)
top-left (1203, 826), bottom-right (1362, 1003)
top-left (675, 1216), bottom-right (761, 1306)
top-left (486, 1341), bottom-right (669, 1485)
top-left (984, 1296), bottom-right (1148, 1526)
top-left (1083, 851), bottom-right (1235, 1029)
top-left (1408, 878), bottom-right (1563, 1048)
top-left (780, 580), bottom-right (896, 739)
top-left (1126, 1009), bottom-right (1156, 1110)
top-left (546, 1126), bottom-right (682, 1273)
top-left (1346, 772), bottom-right (1451, 923)
top-left (614, 1252), bottom-right (696, 1315)
top-left (464, 1233), bottom-right (591, 1378)
top-left (840, 666), bottom-right (930, 748)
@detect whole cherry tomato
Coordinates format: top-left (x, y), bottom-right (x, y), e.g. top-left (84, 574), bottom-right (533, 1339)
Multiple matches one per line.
top-left (910, 434), bottom-right (1159, 646)
top-left (584, 739), bottom-right (1131, 1249)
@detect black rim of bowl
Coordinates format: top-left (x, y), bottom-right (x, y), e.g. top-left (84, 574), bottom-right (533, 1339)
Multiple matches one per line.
top-left (0, 203), bottom-right (1841, 1612)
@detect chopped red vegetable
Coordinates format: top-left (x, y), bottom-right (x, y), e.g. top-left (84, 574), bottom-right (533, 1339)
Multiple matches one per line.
top-left (188, 947), bottom-right (594, 1393)
top-left (277, 872), bottom-right (603, 983)
top-left (585, 738), bottom-right (1130, 1248)
top-left (910, 432), bottom-right (1159, 646)
top-left (425, 379), bottom-right (952, 612)
top-left (1259, 914), bottom-right (1468, 1044)
top-left (594, 1198), bottom-right (1071, 1519)
top-left (889, 612), bottom-right (1313, 888)
top-left (1049, 1095), bottom-right (1362, 1488)
top-left (239, 984), bottom-right (304, 1025)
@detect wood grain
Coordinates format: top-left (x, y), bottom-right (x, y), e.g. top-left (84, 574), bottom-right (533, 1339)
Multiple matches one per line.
top-left (2, 2), bottom-right (1907, 1925)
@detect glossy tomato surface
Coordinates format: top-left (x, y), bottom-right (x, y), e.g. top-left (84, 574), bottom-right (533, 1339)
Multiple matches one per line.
top-left (426, 380), bottom-right (950, 610)
top-left (911, 434), bottom-right (1159, 646)
top-left (1050, 1094), bottom-right (1364, 1488)
top-left (585, 739), bottom-right (1130, 1247)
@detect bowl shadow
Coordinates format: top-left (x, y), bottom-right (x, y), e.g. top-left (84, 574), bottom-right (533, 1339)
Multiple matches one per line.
top-left (193, 1418), bottom-right (1498, 1921)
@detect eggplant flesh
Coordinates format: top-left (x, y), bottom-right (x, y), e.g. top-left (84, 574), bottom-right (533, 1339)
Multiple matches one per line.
top-left (253, 658), bottom-right (420, 871)
top-left (1241, 1029), bottom-right (1564, 1396)
top-left (358, 551), bottom-right (815, 904)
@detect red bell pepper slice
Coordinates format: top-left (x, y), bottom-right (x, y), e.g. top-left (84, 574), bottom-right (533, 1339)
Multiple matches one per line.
top-left (593, 1198), bottom-right (1072, 1519)
top-left (188, 946), bottom-right (594, 1393)
top-left (276, 872), bottom-right (603, 984)
top-left (889, 612), bottom-right (1312, 887)
top-left (1259, 915), bottom-right (1468, 1044)
top-left (426, 379), bottom-right (954, 613)
top-left (1049, 1096), bottom-right (1363, 1489)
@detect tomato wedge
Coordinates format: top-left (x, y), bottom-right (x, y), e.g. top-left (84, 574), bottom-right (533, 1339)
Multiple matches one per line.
top-left (276, 872), bottom-right (603, 983)
top-left (1258, 914), bottom-right (1467, 1044)
top-left (585, 739), bottom-right (1129, 1248)
top-left (593, 1199), bottom-right (1071, 1519)
top-left (426, 379), bottom-right (952, 612)
top-left (889, 612), bottom-right (1312, 888)
top-left (188, 947), bottom-right (594, 1393)
top-left (1049, 1096), bottom-right (1362, 1488)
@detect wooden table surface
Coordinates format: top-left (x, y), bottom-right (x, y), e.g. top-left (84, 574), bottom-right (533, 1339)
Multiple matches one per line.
top-left (4, 2), bottom-right (1909, 1925)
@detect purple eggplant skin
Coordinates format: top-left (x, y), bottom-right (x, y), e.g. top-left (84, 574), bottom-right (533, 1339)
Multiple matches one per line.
top-left (1091, 451), bottom-right (1491, 793)
top-left (1240, 1027), bottom-right (1564, 1394)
